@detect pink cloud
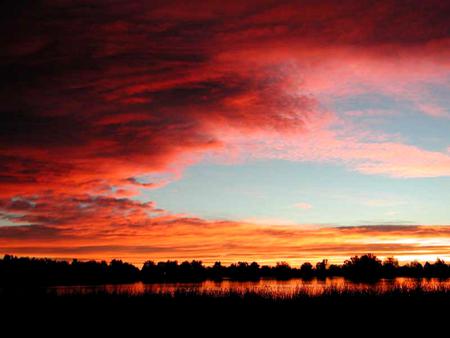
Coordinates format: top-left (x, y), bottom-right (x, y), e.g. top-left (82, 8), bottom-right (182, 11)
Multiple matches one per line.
top-left (294, 202), bottom-right (313, 210)
top-left (417, 104), bottom-right (450, 119)
top-left (214, 114), bottom-right (450, 178)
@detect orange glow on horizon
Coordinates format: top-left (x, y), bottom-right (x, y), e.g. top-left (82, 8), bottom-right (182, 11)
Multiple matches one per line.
top-left (2, 222), bottom-right (450, 267)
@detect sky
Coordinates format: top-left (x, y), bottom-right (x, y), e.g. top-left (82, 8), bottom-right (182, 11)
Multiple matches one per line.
top-left (0, 0), bottom-right (450, 266)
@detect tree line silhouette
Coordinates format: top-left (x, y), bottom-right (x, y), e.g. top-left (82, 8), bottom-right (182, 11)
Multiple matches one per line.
top-left (1, 253), bottom-right (450, 286)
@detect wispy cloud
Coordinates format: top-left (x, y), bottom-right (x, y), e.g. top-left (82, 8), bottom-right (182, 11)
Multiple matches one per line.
top-left (293, 202), bottom-right (312, 210)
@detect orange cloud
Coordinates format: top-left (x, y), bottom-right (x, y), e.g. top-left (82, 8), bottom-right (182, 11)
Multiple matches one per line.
top-left (1, 218), bottom-right (450, 266)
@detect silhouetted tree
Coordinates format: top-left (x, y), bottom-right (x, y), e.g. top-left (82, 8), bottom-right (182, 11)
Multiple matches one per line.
top-left (382, 257), bottom-right (399, 278)
top-left (228, 262), bottom-right (261, 280)
top-left (248, 262), bottom-right (260, 280)
top-left (300, 262), bottom-right (313, 279)
top-left (156, 261), bottom-right (179, 280)
top-left (424, 259), bottom-right (449, 278)
top-left (315, 259), bottom-right (328, 279)
top-left (260, 265), bottom-right (272, 277)
top-left (209, 261), bottom-right (225, 280)
top-left (109, 259), bottom-right (140, 283)
top-left (2, 254), bottom-right (450, 285)
top-left (402, 261), bottom-right (423, 277)
top-left (179, 260), bottom-right (206, 280)
top-left (343, 254), bottom-right (382, 281)
top-left (328, 264), bottom-right (342, 277)
top-left (141, 260), bottom-right (157, 281)
top-left (274, 262), bottom-right (291, 279)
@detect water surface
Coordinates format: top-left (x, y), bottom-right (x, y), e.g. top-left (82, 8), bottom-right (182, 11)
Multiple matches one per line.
top-left (50, 277), bottom-right (450, 296)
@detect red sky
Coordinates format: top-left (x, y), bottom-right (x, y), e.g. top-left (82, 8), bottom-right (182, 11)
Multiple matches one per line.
top-left (1, 0), bottom-right (450, 265)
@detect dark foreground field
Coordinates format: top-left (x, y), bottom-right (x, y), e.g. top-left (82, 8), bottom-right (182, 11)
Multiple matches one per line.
top-left (1, 285), bottom-right (449, 332)
top-left (2, 254), bottom-right (450, 333)
top-left (2, 254), bottom-right (449, 332)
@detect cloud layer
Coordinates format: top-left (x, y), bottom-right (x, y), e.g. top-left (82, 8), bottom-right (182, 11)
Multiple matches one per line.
top-left (2, 219), bottom-right (450, 265)
top-left (1, 0), bottom-right (450, 262)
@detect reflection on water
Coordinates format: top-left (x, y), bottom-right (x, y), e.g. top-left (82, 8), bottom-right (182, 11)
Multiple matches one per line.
top-left (49, 278), bottom-right (450, 296)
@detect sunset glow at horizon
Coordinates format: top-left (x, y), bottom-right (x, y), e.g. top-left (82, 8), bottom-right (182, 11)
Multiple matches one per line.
top-left (1, 0), bottom-right (450, 266)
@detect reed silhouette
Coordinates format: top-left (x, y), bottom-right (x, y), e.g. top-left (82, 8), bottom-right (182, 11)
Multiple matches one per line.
top-left (1, 254), bottom-right (450, 286)
top-left (1, 279), bottom-right (449, 330)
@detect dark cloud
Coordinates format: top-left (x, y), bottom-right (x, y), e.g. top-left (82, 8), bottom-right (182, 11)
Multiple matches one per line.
top-left (0, 225), bottom-right (65, 240)
top-left (1, 0), bottom-right (448, 196)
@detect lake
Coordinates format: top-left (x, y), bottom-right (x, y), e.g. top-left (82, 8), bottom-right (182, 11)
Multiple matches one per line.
top-left (48, 277), bottom-right (450, 296)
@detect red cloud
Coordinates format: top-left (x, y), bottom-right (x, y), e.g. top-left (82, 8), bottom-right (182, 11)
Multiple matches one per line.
top-left (1, 1), bottom-right (450, 261)
top-left (2, 1), bottom-right (449, 195)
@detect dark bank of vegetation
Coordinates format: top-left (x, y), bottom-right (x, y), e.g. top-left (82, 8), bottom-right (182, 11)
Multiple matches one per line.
top-left (2, 285), bottom-right (450, 326)
top-left (1, 253), bottom-right (450, 286)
